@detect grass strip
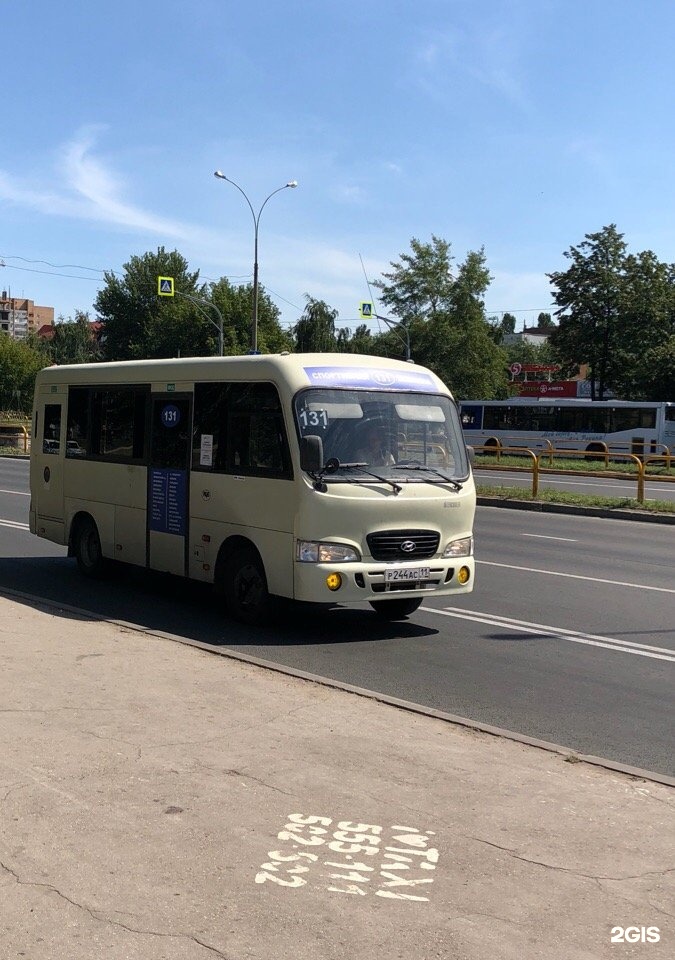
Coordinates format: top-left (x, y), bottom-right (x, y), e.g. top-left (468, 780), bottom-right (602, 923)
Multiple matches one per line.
top-left (476, 484), bottom-right (675, 514)
top-left (475, 454), bottom-right (674, 476)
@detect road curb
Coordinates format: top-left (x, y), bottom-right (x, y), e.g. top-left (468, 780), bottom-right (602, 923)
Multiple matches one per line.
top-left (2, 584), bottom-right (673, 789)
top-left (477, 496), bottom-right (675, 524)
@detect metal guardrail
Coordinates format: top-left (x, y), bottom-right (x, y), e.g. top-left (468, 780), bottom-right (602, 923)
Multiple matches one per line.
top-left (471, 443), bottom-right (675, 503)
top-left (475, 435), bottom-right (672, 469)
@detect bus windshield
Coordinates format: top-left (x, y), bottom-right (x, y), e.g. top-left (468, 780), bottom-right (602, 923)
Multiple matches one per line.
top-left (294, 388), bottom-right (469, 479)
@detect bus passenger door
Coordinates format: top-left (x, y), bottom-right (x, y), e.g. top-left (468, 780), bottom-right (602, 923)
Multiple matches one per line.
top-left (148, 393), bottom-right (191, 576)
top-left (32, 398), bottom-right (66, 542)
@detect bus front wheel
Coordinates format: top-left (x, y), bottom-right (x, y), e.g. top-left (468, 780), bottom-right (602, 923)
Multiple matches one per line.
top-left (369, 598), bottom-right (422, 620)
top-left (222, 546), bottom-right (273, 627)
top-left (73, 517), bottom-right (106, 579)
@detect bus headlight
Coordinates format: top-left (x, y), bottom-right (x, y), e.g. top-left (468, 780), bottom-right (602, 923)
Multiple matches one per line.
top-left (442, 536), bottom-right (473, 559)
top-left (296, 540), bottom-right (360, 563)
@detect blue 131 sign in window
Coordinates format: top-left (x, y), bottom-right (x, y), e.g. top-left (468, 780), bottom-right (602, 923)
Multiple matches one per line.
top-left (161, 404), bottom-right (181, 428)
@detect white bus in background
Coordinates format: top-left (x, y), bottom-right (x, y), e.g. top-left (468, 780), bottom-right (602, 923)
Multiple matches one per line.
top-left (460, 398), bottom-right (675, 455)
top-left (30, 354), bottom-right (475, 625)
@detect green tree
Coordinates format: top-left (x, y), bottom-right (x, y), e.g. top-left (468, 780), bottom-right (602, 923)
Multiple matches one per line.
top-left (631, 336), bottom-right (675, 400)
top-left (548, 225), bottom-right (627, 400)
top-left (208, 278), bottom-right (291, 355)
top-left (501, 312), bottom-right (517, 334)
top-left (548, 227), bottom-right (675, 399)
top-left (373, 235), bottom-right (454, 326)
top-left (503, 338), bottom-right (556, 368)
top-left (0, 334), bottom-right (46, 414)
top-left (292, 296), bottom-right (340, 352)
top-left (610, 251), bottom-right (675, 399)
top-left (345, 323), bottom-right (377, 355)
top-left (95, 248), bottom-right (214, 360)
top-left (374, 239), bottom-right (507, 398)
top-left (536, 311), bottom-right (554, 329)
top-left (34, 311), bottom-right (102, 365)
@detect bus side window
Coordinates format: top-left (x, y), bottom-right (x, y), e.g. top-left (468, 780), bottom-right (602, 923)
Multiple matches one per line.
top-left (43, 404), bottom-right (62, 454)
top-left (193, 382), bottom-right (227, 470)
top-left (67, 387), bottom-right (91, 457)
top-left (66, 386), bottom-right (148, 461)
top-left (192, 381), bottom-right (292, 479)
top-left (226, 383), bottom-right (291, 477)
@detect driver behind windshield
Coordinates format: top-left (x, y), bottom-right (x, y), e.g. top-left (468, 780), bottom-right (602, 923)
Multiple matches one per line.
top-left (351, 423), bottom-right (395, 466)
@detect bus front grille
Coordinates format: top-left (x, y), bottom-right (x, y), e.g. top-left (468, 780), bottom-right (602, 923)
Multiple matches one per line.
top-left (366, 530), bottom-right (440, 561)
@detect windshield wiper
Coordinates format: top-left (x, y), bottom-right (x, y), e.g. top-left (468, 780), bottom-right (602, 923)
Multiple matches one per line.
top-left (308, 457), bottom-right (399, 493)
top-left (336, 462), bottom-right (402, 495)
top-left (395, 462), bottom-right (463, 491)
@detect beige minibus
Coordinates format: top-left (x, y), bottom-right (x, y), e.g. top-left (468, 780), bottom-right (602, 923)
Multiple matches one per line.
top-left (30, 353), bottom-right (475, 624)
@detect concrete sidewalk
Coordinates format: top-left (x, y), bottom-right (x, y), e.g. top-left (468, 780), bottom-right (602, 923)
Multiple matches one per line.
top-left (0, 593), bottom-right (672, 960)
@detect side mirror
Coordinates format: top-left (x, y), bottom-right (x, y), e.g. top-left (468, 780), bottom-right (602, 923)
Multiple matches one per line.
top-left (300, 435), bottom-right (324, 472)
top-left (466, 444), bottom-right (475, 465)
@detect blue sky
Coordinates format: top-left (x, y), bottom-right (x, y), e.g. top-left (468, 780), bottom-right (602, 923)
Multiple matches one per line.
top-left (2, 0), bottom-right (675, 338)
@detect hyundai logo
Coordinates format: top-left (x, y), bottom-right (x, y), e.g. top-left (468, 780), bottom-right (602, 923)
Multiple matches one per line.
top-left (400, 540), bottom-right (417, 553)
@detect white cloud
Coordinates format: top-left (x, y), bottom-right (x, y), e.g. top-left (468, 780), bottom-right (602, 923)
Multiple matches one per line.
top-left (0, 128), bottom-right (396, 329)
top-left (329, 183), bottom-right (367, 204)
top-left (411, 24), bottom-right (529, 110)
top-left (0, 127), bottom-right (198, 241)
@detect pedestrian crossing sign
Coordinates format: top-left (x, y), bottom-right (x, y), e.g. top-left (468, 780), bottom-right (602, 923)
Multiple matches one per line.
top-left (359, 301), bottom-right (373, 319)
top-left (157, 276), bottom-right (174, 297)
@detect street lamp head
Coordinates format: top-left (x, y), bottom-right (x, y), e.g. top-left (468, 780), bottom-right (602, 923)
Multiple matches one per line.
top-left (213, 170), bottom-right (228, 180)
top-left (286, 180), bottom-right (298, 188)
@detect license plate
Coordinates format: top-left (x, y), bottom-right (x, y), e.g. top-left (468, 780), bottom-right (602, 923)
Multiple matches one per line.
top-left (384, 567), bottom-right (431, 582)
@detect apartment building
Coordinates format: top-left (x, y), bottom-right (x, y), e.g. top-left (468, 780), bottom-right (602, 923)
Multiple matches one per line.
top-left (0, 292), bottom-right (54, 339)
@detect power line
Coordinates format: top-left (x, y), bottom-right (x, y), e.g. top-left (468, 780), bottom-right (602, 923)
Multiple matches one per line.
top-left (0, 256), bottom-right (253, 286)
top-left (0, 254), bottom-right (107, 273)
top-left (0, 263), bottom-right (104, 282)
top-left (0, 254), bottom-right (556, 319)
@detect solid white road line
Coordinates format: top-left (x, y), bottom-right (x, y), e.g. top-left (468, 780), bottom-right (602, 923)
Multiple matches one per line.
top-left (0, 489), bottom-right (30, 496)
top-left (521, 533), bottom-right (578, 542)
top-left (421, 606), bottom-right (675, 662)
top-left (477, 559), bottom-right (675, 594)
top-left (0, 519), bottom-right (29, 530)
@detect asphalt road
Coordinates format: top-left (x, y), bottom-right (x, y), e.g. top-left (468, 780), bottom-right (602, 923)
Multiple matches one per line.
top-left (1, 457), bottom-right (673, 777)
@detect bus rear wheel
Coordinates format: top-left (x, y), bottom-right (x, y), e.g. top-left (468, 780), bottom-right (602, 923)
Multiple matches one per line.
top-left (222, 546), bottom-right (273, 627)
top-left (584, 442), bottom-right (606, 462)
top-left (73, 517), bottom-right (107, 579)
top-left (369, 598), bottom-right (422, 620)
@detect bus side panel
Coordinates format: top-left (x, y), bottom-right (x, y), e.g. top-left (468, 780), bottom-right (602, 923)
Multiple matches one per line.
top-left (189, 476), bottom-right (296, 597)
top-left (114, 505), bottom-right (148, 567)
top-left (63, 462), bottom-right (147, 563)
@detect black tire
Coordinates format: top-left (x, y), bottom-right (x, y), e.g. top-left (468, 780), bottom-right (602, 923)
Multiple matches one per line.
top-left (369, 597), bottom-right (423, 621)
top-left (584, 442), bottom-right (606, 463)
top-left (480, 437), bottom-right (500, 457)
top-left (73, 517), bottom-right (107, 579)
top-left (222, 546), bottom-right (273, 626)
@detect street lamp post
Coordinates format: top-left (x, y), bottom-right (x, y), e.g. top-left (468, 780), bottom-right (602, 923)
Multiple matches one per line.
top-left (214, 171), bottom-right (297, 353)
top-left (375, 313), bottom-right (412, 362)
top-left (175, 290), bottom-right (224, 356)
